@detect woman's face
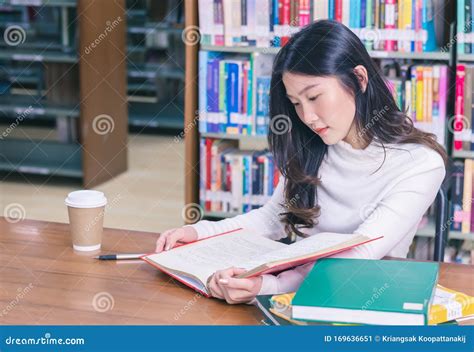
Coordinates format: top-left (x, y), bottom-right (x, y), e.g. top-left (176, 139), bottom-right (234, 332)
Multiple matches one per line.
top-left (282, 72), bottom-right (359, 146)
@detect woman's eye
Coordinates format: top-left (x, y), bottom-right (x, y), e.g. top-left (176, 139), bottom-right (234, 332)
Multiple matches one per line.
top-left (308, 96), bottom-right (318, 101)
top-left (292, 102), bottom-right (300, 106)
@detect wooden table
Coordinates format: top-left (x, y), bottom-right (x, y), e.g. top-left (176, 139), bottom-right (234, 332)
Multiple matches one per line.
top-left (0, 218), bottom-right (261, 325)
top-left (1, 217), bottom-right (473, 325)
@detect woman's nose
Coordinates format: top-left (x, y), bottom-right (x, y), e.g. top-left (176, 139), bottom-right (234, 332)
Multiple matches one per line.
top-left (303, 109), bottom-right (319, 127)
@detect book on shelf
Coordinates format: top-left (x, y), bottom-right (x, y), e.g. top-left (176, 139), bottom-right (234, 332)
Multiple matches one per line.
top-left (198, 50), bottom-right (273, 136)
top-left (454, 64), bottom-right (474, 151)
top-left (198, 0), bottom-right (448, 53)
top-left (449, 159), bottom-right (474, 235)
top-left (142, 228), bottom-right (382, 297)
top-left (200, 138), bottom-right (279, 213)
top-left (457, 0), bottom-right (474, 55)
top-left (384, 62), bottom-right (448, 146)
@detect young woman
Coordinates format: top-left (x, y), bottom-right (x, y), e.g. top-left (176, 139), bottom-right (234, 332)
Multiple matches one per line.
top-left (156, 20), bottom-right (447, 304)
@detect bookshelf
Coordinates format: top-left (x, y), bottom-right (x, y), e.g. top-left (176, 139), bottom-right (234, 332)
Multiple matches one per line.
top-left (125, 0), bottom-right (185, 130)
top-left (0, 0), bottom-right (128, 187)
top-left (183, 1), bottom-right (474, 260)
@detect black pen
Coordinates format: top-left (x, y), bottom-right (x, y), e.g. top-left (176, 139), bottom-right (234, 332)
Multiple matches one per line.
top-left (94, 253), bottom-right (146, 260)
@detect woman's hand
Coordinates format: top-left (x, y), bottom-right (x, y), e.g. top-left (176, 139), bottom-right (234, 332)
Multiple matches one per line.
top-left (155, 226), bottom-right (198, 252)
top-left (208, 267), bottom-right (263, 304)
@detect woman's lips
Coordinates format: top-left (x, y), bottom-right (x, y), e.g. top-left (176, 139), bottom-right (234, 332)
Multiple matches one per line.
top-left (315, 127), bottom-right (329, 135)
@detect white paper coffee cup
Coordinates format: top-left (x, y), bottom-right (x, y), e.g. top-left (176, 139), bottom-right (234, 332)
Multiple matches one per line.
top-left (65, 190), bottom-right (107, 251)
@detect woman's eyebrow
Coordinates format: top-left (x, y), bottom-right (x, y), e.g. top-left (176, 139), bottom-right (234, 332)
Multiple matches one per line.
top-left (286, 83), bottom-right (319, 98)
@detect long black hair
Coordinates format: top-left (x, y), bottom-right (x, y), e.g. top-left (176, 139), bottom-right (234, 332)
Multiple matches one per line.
top-left (268, 19), bottom-right (447, 238)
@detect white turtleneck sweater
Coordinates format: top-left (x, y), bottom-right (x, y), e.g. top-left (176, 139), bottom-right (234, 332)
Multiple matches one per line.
top-left (188, 140), bottom-right (446, 296)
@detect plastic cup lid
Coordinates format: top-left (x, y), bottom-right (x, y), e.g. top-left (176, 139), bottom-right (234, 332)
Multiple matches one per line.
top-left (65, 190), bottom-right (107, 208)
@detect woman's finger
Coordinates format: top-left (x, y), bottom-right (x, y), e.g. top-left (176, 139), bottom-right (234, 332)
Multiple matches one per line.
top-left (164, 229), bottom-right (181, 251)
top-left (218, 277), bottom-right (254, 292)
top-left (155, 230), bottom-right (173, 252)
top-left (208, 274), bottom-right (225, 299)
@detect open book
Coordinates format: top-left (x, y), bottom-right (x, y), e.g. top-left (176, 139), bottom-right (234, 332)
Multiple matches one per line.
top-left (142, 228), bottom-right (382, 297)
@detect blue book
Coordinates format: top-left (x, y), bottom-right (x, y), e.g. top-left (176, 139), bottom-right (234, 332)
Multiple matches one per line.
top-left (246, 59), bottom-right (253, 135)
top-left (422, 0), bottom-right (438, 52)
top-left (411, 0), bottom-right (416, 52)
top-left (198, 51), bottom-right (209, 133)
top-left (457, 0), bottom-right (465, 54)
top-left (256, 76), bottom-right (271, 135)
top-left (226, 61), bottom-right (240, 134)
top-left (206, 58), bottom-right (220, 133)
top-left (272, 0), bottom-right (280, 47)
top-left (361, 0), bottom-right (366, 27)
top-left (267, 152), bottom-right (274, 196)
top-left (328, 0), bottom-right (335, 20)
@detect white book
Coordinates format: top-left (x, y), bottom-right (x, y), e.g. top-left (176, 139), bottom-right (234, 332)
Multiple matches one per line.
top-left (143, 229), bottom-right (381, 297)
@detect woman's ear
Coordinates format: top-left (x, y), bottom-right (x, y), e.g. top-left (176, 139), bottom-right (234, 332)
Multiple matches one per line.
top-left (353, 65), bottom-right (368, 93)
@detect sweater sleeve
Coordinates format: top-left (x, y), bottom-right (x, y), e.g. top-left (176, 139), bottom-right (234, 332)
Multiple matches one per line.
top-left (186, 176), bottom-right (287, 240)
top-left (257, 149), bottom-right (446, 296)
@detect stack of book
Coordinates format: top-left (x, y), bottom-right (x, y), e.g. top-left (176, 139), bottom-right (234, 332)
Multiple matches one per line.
top-left (256, 258), bottom-right (474, 325)
top-left (200, 138), bottom-right (279, 213)
top-left (453, 64), bottom-right (474, 152)
top-left (198, 0), bottom-right (445, 53)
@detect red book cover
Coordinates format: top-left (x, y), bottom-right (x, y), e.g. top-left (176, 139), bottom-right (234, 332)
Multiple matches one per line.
top-left (385, 0), bottom-right (397, 51)
top-left (273, 166), bottom-right (280, 189)
top-left (335, 0), bottom-right (343, 22)
top-left (205, 138), bottom-right (213, 210)
top-left (455, 65), bottom-right (466, 151)
top-left (281, 0), bottom-right (291, 46)
top-left (298, 0), bottom-right (310, 27)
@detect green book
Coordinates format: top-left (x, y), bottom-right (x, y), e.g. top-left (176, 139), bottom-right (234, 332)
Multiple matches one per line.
top-left (292, 258), bottom-right (439, 325)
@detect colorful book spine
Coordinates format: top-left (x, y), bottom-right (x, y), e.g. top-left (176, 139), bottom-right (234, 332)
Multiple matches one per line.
top-left (451, 161), bottom-right (465, 232)
top-left (454, 65), bottom-right (466, 151)
top-left (200, 138), bottom-right (280, 213)
top-left (462, 159), bottom-right (473, 234)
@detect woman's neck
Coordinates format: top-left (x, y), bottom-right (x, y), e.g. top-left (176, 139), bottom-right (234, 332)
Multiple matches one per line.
top-left (342, 123), bottom-right (369, 149)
